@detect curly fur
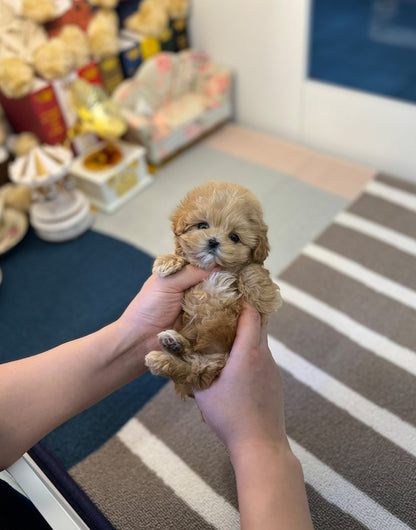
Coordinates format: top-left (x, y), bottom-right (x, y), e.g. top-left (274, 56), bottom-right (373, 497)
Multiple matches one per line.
top-left (145, 181), bottom-right (282, 398)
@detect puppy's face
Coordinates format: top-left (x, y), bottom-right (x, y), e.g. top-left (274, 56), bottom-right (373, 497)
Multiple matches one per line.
top-left (171, 182), bottom-right (270, 271)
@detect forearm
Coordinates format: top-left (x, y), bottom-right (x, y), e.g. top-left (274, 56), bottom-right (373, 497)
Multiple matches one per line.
top-left (231, 441), bottom-right (314, 530)
top-left (0, 319), bottom-right (147, 470)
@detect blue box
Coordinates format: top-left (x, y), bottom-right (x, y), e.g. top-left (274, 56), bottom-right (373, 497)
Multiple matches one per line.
top-left (119, 36), bottom-right (143, 78)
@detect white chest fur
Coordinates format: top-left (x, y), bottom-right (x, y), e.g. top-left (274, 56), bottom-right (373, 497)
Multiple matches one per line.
top-left (200, 271), bottom-right (240, 299)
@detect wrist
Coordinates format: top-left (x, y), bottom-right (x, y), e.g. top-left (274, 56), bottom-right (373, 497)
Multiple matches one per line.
top-left (103, 319), bottom-right (148, 375)
top-left (229, 435), bottom-right (294, 471)
top-left (230, 439), bottom-right (312, 530)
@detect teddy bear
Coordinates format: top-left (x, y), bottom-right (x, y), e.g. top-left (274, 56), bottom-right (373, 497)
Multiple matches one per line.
top-left (124, 0), bottom-right (169, 38)
top-left (20, 0), bottom-right (58, 24)
top-left (87, 8), bottom-right (120, 58)
top-left (0, 183), bottom-right (32, 213)
top-left (9, 132), bottom-right (40, 158)
top-left (167, 0), bottom-right (190, 20)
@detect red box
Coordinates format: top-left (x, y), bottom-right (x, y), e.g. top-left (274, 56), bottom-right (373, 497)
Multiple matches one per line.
top-left (0, 79), bottom-right (67, 145)
top-left (45, 0), bottom-right (95, 37)
top-left (77, 62), bottom-right (104, 86)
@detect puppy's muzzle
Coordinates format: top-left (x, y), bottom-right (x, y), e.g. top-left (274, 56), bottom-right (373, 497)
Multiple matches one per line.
top-left (207, 238), bottom-right (220, 252)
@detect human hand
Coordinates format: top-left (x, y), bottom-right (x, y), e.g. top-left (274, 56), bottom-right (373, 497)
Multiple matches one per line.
top-left (118, 264), bottom-right (213, 353)
top-left (194, 302), bottom-right (288, 457)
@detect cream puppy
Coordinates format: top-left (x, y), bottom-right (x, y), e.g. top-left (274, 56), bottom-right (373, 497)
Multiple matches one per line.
top-left (145, 181), bottom-right (282, 398)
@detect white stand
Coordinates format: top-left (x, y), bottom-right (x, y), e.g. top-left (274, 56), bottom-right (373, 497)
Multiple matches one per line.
top-left (30, 188), bottom-right (93, 242)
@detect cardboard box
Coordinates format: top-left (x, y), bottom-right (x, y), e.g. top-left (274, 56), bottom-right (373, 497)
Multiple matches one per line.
top-left (77, 62), bottom-right (104, 86)
top-left (98, 56), bottom-right (125, 95)
top-left (121, 29), bottom-right (161, 61)
top-left (52, 63), bottom-right (103, 154)
top-left (160, 25), bottom-right (176, 52)
top-left (52, 62), bottom-right (104, 130)
top-left (0, 62), bottom-right (107, 152)
top-left (171, 18), bottom-right (189, 51)
top-left (0, 79), bottom-right (67, 145)
top-left (116, 0), bottom-right (141, 23)
top-left (45, 0), bottom-right (95, 37)
top-left (70, 141), bottom-right (153, 213)
top-left (119, 36), bottom-right (143, 78)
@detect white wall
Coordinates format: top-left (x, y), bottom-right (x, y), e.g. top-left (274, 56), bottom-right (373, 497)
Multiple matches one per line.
top-left (189, 1), bottom-right (416, 182)
top-left (189, 0), bottom-right (309, 141)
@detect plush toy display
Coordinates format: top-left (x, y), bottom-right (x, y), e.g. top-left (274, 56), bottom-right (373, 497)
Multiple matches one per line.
top-left (0, 9), bottom-right (85, 97)
top-left (0, 0), bottom-right (121, 98)
top-left (0, 12), bottom-right (47, 98)
top-left (145, 182), bottom-right (282, 399)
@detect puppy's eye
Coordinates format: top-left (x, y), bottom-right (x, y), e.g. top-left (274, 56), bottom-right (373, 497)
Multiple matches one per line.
top-left (198, 222), bottom-right (209, 230)
top-left (229, 232), bottom-right (240, 243)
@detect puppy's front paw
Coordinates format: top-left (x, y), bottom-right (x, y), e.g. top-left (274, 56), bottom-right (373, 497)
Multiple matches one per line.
top-left (153, 254), bottom-right (187, 277)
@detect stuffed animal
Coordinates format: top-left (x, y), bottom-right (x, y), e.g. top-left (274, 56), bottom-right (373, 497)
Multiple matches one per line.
top-left (124, 0), bottom-right (169, 38)
top-left (145, 181), bottom-right (282, 399)
top-left (9, 132), bottom-right (40, 158)
top-left (87, 0), bottom-right (119, 7)
top-left (0, 0), bottom-right (119, 98)
top-left (33, 37), bottom-right (74, 80)
top-left (59, 24), bottom-right (91, 70)
top-left (0, 183), bottom-right (32, 212)
top-left (0, 58), bottom-right (34, 99)
top-left (0, 14), bottom-right (47, 97)
top-left (167, 0), bottom-right (189, 20)
top-left (0, 0), bottom-right (57, 25)
top-left (0, 11), bottom-right (78, 97)
top-left (21, 0), bottom-right (57, 23)
top-left (87, 8), bottom-right (120, 58)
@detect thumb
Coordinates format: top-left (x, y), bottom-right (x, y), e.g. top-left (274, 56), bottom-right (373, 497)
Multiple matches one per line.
top-left (230, 301), bottom-right (262, 356)
top-left (163, 265), bottom-right (215, 292)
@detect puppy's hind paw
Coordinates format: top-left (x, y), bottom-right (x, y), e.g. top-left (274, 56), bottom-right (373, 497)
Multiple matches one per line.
top-left (158, 330), bottom-right (190, 357)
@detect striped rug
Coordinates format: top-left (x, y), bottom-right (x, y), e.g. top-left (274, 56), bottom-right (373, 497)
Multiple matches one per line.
top-left (70, 173), bottom-right (416, 529)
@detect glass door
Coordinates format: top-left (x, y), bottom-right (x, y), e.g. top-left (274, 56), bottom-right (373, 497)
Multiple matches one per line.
top-left (276, 0), bottom-right (416, 182)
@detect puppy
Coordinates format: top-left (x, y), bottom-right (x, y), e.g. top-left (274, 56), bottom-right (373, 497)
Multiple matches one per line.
top-left (145, 181), bottom-right (282, 398)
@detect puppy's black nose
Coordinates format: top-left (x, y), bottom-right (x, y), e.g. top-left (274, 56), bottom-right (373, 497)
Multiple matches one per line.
top-left (208, 238), bottom-right (219, 249)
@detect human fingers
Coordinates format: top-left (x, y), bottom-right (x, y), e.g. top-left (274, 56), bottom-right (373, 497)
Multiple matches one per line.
top-left (161, 264), bottom-right (217, 293)
top-left (259, 318), bottom-right (270, 350)
top-left (229, 301), bottom-right (262, 357)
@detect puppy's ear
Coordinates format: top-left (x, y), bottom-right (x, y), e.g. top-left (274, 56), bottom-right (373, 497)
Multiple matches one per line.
top-left (170, 210), bottom-right (187, 257)
top-left (252, 225), bottom-right (270, 264)
top-left (170, 209), bottom-right (186, 237)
